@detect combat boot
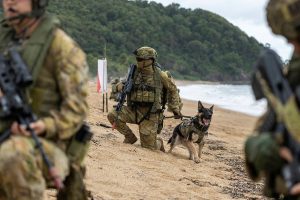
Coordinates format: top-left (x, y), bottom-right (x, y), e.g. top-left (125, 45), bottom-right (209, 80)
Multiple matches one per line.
top-left (156, 138), bottom-right (165, 152)
top-left (123, 134), bottom-right (137, 144)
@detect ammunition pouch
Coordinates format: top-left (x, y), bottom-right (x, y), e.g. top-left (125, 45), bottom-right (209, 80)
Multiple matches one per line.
top-left (66, 123), bottom-right (93, 166)
top-left (130, 87), bottom-right (156, 104)
top-left (131, 102), bottom-right (153, 108)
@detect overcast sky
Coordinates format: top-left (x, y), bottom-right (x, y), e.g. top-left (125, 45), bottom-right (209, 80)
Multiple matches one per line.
top-left (152, 0), bottom-right (293, 60)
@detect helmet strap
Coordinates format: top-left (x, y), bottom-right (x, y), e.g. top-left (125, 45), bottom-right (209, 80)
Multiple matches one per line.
top-left (8, 14), bottom-right (40, 39)
top-left (20, 18), bottom-right (39, 38)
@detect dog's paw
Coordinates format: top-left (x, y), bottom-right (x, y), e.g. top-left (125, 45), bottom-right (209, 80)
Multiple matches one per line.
top-left (194, 158), bottom-right (201, 164)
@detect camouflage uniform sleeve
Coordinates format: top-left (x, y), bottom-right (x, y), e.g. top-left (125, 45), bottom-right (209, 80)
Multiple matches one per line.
top-left (42, 29), bottom-right (89, 139)
top-left (160, 71), bottom-right (181, 113)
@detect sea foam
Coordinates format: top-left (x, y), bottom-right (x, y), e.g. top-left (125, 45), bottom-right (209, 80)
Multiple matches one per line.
top-left (178, 84), bottom-right (266, 117)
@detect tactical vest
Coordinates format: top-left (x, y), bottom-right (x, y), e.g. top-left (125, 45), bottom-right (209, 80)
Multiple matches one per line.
top-left (128, 66), bottom-right (163, 112)
top-left (179, 117), bottom-right (208, 144)
top-left (0, 16), bottom-right (90, 168)
top-left (0, 14), bottom-right (60, 117)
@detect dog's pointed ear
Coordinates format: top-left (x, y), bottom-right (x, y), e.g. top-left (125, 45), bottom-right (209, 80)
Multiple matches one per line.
top-left (198, 101), bottom-right (204, 112)
top-left (210, 105), bottom-right (214, 112)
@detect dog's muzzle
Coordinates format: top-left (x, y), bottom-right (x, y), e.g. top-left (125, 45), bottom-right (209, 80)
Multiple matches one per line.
top-left (202, 118), bottom-right (211, 126)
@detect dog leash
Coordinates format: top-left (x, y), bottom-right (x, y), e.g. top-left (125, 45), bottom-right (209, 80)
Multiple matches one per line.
top-left (96, 115), bottom-right (192, 129)
top-left (164, 115), bottom-right (192, 119)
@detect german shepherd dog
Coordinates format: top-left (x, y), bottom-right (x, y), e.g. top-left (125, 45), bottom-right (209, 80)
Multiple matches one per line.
top-left (168, 101), bottom-right (213, 163)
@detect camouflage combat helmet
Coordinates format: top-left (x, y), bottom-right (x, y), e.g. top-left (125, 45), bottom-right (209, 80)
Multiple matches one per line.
top-left (31, 0), bottom-right (49, 17)
top-left (0, 0), bottom-right (48, 18)
top-left (133, 46), bottom-right (158, 60)
top-left (266, 0), bottom-right (300, 40)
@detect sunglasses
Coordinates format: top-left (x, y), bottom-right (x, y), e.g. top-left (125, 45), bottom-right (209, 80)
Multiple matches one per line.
top-left (136, 58), bottom-right (152, 62)
top-left (136, 58), bottom-right (145, 62)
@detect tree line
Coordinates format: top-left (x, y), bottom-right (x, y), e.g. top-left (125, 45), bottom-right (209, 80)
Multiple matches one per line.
top-left (48, 0), bottom-right (263, 81)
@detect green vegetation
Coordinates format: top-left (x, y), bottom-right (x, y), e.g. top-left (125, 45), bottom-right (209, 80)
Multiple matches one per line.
top-left (49, 0), bottom-right (263, 81)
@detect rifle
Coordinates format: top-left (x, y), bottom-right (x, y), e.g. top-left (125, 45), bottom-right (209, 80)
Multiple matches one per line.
top-left (251, 48), bottom-right (300, 192)
top-left (113, 64), bottom-right (136, 129)
top-left (0, 47), bottom-right (63, 190)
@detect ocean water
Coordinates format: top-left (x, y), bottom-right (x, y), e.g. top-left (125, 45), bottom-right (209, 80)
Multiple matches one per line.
top-left (178, 84), bottom-right (266, 117)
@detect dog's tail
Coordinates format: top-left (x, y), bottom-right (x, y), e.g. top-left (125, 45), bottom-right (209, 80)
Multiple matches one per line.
top-left (168, 125), bottom-right (180, 144)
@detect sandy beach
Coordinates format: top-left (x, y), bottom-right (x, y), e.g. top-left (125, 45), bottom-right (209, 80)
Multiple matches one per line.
top-left (47, 80), bottom-right (266, 200)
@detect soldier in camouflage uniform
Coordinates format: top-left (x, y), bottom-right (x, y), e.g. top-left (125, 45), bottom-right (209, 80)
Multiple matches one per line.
top-left (107, 47), bottom-right (182, 151)
top-left (110, 78), bottom-right (121, 101)
top-left (245, 0), bottom-right (300, 198)
top-left (110, 78), bottom-right (126, 102)
top-left (109, 72), bottom-right (181, 135)
top-left (0, 0), bottom-right (89, 199)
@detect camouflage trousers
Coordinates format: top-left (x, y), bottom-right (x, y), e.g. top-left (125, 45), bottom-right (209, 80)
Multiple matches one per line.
top-left (107, 106), bottom-right (164, 150)
top-left (0, 136), bottom-right (69, 200)
top-left (56, 164), bottom-right (90, 200)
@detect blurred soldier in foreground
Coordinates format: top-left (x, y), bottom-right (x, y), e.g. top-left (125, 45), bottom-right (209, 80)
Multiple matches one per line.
top-left (0, 0), bottom-right (90, 199)
top-left (245, 0), bottom-right (300, 199)
top-left (107, 46), bottom-right (182, 151)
